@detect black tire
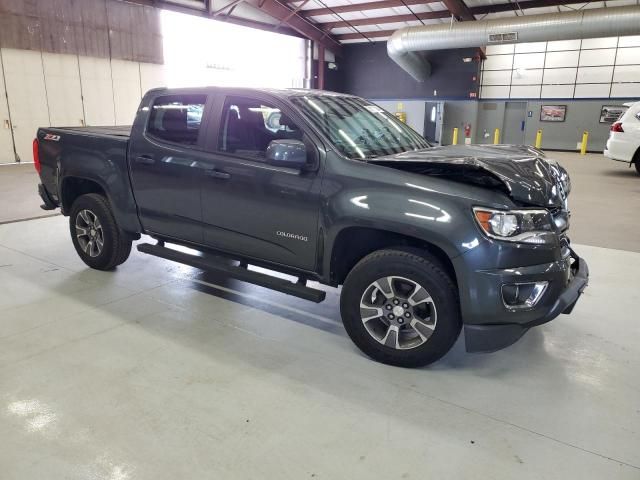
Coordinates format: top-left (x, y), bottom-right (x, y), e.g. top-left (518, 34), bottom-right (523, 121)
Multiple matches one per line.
top-left (69, 193), bottom-right (132, 270)
top-left (633, 149), bottom-right (640, 175)
top-left (340, 248), bottom-right (461, 368)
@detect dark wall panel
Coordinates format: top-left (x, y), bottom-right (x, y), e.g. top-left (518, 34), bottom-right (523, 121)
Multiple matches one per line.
top-left (76, 0), bottom-right (110, 58)
top-left (0, 0), bottom-right (163, 63)
top-left (336, 42), bottom-right (480, 100)
top-left (0, 0), bottom-right (43, 51)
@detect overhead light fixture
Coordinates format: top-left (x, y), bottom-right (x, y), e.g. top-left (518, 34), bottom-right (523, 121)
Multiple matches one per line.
top-left (462, 57), bottom-right (473, 63)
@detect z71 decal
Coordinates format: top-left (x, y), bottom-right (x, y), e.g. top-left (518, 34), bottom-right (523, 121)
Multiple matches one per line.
top-left (44, 134), bottom-right (60, 141)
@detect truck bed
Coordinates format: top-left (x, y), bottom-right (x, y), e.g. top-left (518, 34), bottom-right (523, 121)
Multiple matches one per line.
top-left (36, 124), bottom-right (139, 232)
top-left (47, 125), bottom-right (131, 138)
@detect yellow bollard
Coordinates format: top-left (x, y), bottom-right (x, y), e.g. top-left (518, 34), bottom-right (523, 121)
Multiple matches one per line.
top-left (493, 128), bottom-right (500, 145)
top-left (535, 129), bottom-right (543, 149)
top-left (452, 128), bottom-right (459, 145)
top-left (580, 131), bottom-right (589, 155)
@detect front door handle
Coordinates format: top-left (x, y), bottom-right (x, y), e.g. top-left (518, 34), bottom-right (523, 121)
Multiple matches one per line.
top-left (135, 155), bottom-right (155, 165)
top-left (205, 169), bottom-right (231, 180)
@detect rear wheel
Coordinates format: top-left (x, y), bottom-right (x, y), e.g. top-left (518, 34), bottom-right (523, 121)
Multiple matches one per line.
top-left (69, 193), bottom-right (132, 270)
top-left (340, 249), bottom-right (461, 368)
top-left (633, 150), bottom-right (640, 175)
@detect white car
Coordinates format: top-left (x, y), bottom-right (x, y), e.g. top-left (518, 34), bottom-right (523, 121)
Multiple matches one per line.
top-left (604, 101), bottom-right (640, 175)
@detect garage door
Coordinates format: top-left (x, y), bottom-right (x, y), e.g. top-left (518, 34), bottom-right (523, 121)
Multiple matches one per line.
top-left (111, 59), bottom-right (142, 125)
top-left (78, 56), bottom-right (116, 126)
top-left (42, 52), bottom-right (85, 127)
top-left (1, 48), bottom-right (50, 164)
top-left (0, 57), bottom-right (16, 163)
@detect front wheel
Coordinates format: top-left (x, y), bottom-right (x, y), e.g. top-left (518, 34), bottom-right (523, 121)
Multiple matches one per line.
top-left (340, 249), bottom-right (461, 368)
top-left (69, 193), bottom-right (132, 270)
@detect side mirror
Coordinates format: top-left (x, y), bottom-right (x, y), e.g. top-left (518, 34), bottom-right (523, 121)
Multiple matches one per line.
top-left (265, 139), bottom-right (308, 169)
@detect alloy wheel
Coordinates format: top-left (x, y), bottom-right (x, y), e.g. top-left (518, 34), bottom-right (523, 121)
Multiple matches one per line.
top-left (359, 276), bottom-right (437, 350)
top-left (75, 209), bottom-right (104, 258)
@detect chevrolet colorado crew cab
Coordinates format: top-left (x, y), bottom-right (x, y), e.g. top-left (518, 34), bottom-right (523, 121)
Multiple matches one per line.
top-left (34, 87), bottom-right (589, 367)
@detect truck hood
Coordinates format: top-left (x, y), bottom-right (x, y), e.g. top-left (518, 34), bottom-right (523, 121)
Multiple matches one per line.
top-left (368, 144), bottom-right (570, 208)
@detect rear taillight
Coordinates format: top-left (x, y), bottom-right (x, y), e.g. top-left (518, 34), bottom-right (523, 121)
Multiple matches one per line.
top-left (611, 122), bottom-right (624, 133)
top-left (33, 138), bottom-right (41, 174)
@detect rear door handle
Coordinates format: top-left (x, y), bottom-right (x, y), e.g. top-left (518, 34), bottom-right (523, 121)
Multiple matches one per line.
top-left (205, 169), bottom-right (231, 180)
top-left (135, 155), bottom-right (155, 165)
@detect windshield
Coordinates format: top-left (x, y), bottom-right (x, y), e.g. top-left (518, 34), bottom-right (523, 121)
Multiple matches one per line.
top-left (290, 95), bottom-right (430, 159)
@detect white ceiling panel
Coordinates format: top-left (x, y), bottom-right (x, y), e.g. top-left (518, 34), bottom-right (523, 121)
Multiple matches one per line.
top-left (331, 24), bottom-right (384, 33)
top-left (464, 0), bottom-right (496, 7)
top-left (360, 21), bottom-right (402, 29)
top-left (360, 7), bottom-right (397, 17)
top-left (410, 4), bottom-right (439, 13)
top-left (312, 0), bottom-right (346, 7)
top-left (390, 6), bottom-right (411, 15)
top-left (361, 7), bottom-right (402, 17)
top-left (308, 14), bottom-right (339, 23)
top-left (330, 11), bottom-right (365, 20)
top-left (330, 26), bottom-right (358, 34)
top-left (298, 0), bottom-right (324, 10)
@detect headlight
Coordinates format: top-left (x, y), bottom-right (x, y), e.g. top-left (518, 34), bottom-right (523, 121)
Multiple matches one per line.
top-left (473, 207), bottom-right (555, 244)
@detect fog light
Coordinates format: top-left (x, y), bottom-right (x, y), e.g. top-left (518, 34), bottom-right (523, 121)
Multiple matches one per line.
top-left (501, 281), bottom-right (548, 309)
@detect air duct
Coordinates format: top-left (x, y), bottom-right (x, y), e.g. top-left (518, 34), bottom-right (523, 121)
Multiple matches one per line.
top-left (387, 5), bottom-right (640, 81)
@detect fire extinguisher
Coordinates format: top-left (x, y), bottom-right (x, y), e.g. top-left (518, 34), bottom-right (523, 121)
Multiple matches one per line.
top-left (464, 123), bottom-right (472, 144)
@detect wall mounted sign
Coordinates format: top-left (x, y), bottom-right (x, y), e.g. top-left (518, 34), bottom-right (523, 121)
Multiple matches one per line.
top-left (540, 105), bottom-right (567, 122)
top-left (599, 105), bottom-right (628, 123)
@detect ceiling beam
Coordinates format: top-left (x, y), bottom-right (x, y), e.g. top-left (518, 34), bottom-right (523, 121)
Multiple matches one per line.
top-left (128, 0), bottom-right (341, 53)
top-left (275, 0), bottom-right (313, 28)
top-left (335, 30), bottom-right (396, 41)
top-left (299, 0), bottom-right (440, 18)
top-left (321, 10), bottom-right (449, 29)
top-left (441, 0), bottom-right (475, 21)
top-left (212, 0), bottom-right (245, 16)
top-left (329, 0), bottom-right (607, 35)
top-left (243, 0), bottom-right (343, 53)
top-left (471, 0), bottom-right (601, 14)
top-left (126, 0), bottom-right (302, 38)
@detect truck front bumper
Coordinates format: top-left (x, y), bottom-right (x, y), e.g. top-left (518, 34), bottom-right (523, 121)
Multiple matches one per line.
top-left (463, 249), bottom-right (589, 353)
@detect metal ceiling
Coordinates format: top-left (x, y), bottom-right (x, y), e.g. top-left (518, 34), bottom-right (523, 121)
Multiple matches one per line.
top-left (132, 0), bottom-right (640, 52)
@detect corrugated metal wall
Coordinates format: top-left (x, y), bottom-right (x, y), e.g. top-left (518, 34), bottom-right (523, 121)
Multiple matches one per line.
top-left (0, 0), bottom-right (163, 64)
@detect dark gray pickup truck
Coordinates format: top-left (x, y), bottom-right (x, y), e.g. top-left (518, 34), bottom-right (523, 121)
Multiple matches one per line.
top-left (34, 87), bottom-right (588, 367)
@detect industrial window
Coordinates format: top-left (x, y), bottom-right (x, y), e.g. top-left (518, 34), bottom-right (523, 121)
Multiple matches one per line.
top-left (218, 96), bottom-right (303, 160)
top-left (147, 95), bottom-right (206, 145)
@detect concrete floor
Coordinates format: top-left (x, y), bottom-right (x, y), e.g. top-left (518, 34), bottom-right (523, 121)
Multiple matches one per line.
top-left (549, 152), bottom-right (640, 253)
top-left (1, 153), bottom-right (639, 478)
top-left (0, 163), bottom-right (59, 224)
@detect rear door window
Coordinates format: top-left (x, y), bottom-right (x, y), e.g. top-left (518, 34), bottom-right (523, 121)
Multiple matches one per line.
top-left (147, 94), bottom-right (207, 146)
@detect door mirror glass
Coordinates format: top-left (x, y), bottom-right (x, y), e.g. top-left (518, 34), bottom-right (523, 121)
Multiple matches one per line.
top-left (265, 139), bottom-right (307, 169)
